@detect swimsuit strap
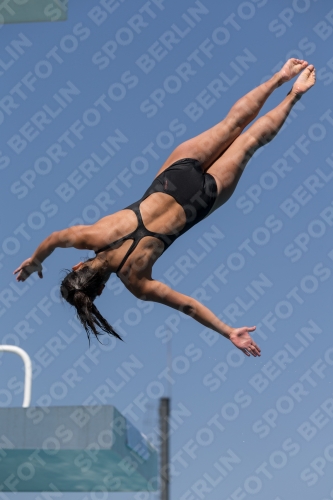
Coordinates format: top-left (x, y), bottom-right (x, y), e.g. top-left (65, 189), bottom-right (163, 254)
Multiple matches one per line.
top-left (95, 204), bottom-right (144, 255)
top-left (95, 204), bottom-right (170, 275)
top-left (95, 232), bottom-right (134, 255)
top-left (115, 238), bottom-right (137, 274)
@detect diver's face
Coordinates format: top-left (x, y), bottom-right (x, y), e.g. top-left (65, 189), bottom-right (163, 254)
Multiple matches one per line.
top-left (72, 257), bottom-right (95, 272)
top-left (72, 262), bottom-right (84, 271)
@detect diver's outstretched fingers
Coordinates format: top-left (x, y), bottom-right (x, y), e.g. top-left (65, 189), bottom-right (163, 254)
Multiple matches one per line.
top-left (229, 325), bottom-right (260, 357)
top-left (13, 257), bottom-right (42, 282)
top-left (253, 346), bottom-right (260, 357)
top-left (251, 340), bottom-right (261, 356)
top-left (246, 345), bottom-right (259, 357)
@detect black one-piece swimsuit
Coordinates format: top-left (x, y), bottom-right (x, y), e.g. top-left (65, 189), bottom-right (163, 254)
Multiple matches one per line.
top-left (95, 158), bottom-right (218, 273)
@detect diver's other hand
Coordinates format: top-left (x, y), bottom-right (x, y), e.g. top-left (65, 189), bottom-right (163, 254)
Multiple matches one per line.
top-left (229, 326), bottom-right (261, 357)
top-left (14, 258), bottom-right (43, 281)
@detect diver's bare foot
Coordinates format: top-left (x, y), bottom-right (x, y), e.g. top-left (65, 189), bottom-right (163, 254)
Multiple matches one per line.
top-left (292, 64), bottom-right (316, 96)
top-left (279, 58), bottom-right (308, 84)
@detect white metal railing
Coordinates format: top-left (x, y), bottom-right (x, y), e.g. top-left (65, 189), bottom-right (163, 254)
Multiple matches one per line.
top-left (0, 346), bottom-right (32, 408)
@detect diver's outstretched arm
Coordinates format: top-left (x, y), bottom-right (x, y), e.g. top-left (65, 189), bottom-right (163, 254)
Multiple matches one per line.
top-left (13, 228), bottom-right (85, 282)
top-left (132, 278), bottom-right (260, 357)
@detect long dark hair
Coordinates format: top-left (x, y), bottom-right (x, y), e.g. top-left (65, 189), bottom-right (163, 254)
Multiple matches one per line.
top-left (60, 263), bottom-right (122, 342)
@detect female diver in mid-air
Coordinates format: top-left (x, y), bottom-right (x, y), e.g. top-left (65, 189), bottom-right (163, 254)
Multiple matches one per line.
top-left (14, 59), bottom-right (316, 357)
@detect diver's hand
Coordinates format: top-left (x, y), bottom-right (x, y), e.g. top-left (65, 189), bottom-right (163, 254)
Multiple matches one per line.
top-left (14, 258), bottom-right (43, 282)
top-left (229, 326), bottom-right (261, 357)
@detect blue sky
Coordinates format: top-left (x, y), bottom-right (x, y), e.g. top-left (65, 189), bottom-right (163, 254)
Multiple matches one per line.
top-left (1, 0), bottom-right (333, 499)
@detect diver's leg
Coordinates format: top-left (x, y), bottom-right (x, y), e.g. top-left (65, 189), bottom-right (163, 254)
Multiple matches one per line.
top-left (156, 59), bottom-right (308, 176)
top-left (207, 65), bottom-right (316, 210)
